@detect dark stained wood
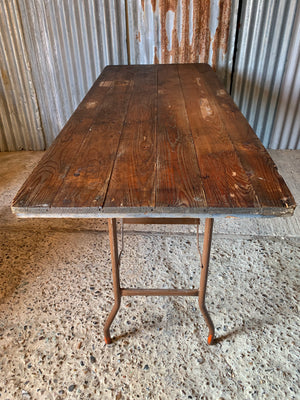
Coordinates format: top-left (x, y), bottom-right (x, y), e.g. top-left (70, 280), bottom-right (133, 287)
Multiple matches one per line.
top-left (155, 65), bottom-right (207, 208)
top-left (12, 64), bottom-right (296, 217)
top-left (51, 67), bottom-right (136, 208)
top-left (195, 64), bottom-right (295, 212)
top-left (178, 64), bottom-right (260, 209)
top-left (104, 66), bottom-right (157, 208)
top-left (13, 66), bottom-right (135, 209)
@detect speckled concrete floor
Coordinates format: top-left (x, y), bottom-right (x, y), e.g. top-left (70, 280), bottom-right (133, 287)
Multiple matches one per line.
top-left (0, 151), bottom-right (299, 400)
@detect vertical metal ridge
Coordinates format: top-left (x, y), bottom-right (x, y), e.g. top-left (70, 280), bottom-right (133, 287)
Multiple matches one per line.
top-left (0, 1), bottom-right (298, 151)
top-left (0, 0), bottom-right (44, 151)
top-left (16, 0), bottom-right (127, 148)
top-left (231, 0), bottom-right (298, 147)
top-left (124, 0), bottom-right (131, 65)
top-left (127, 0), bottom-right (239, 91)
top-left (270, 1), bottom-right (300, 149)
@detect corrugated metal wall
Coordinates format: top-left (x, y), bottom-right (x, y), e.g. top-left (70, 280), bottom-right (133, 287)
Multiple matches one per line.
top-left (0, 0), bottom-right (238, 151)
top-left (18, 0), bottom-right (128, 149)
top-left (0, 0), bottom-right (299, 151)
top-left (0, 0), bottom-right (44, 151)
top-left (127, 0), bottom-right (239, 91)
top-left (231, 0), bottom-right (299, 148)
top-left (0, 0), bottom-right (128, 151)
top-left (269, 1), bottom-right (300, 149)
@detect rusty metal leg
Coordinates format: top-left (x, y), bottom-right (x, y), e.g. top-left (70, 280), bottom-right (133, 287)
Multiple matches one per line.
top-left (199, 218), bottom-right (215, 345)
top-left (104, 218), bottom-right (121, 344)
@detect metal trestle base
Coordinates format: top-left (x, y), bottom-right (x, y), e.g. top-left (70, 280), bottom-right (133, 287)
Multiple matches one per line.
top-left (103, 218), bottom-right (215, 345)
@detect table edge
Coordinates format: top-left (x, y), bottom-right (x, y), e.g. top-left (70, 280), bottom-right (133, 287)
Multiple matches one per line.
top-left (11, 205), bottom-right (295, 219)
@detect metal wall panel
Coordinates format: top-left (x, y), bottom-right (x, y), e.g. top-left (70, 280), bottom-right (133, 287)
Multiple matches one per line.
top-left (127, 0), bottom-right (239, 90)
top-left (0, 0), bottom-right (44, 151)
top-left (0, 0), bottom-right (127, 151)
top-left (269, 1), bottom-right (300, 150)
top-left (18, 0), bottom-right (128, 148)
top-left (231, 0), bottom-right (298, 147)
top-left (0, 1), bottom-right (299, 151)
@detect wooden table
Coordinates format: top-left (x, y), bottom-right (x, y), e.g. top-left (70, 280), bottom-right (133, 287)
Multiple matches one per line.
top-left (12, 64), bottom-right (296, 345)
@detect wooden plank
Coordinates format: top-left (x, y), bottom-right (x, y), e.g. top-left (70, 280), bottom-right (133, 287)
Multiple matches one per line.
top-left (104, 66), bottom-right (157, 208)
top-left (12, 67), bottom-right (115, 208)
top-left (12, 64), bottom-right (295, 217)
top-left (196, 64), bottom-right (296, 211)
top-left (156, 65), bottom-right (207, 208)
top-left (13, 66), bottom-right (135, 209)
top-left (178, 64), bottom-right (260, 209)
top-left (52, 66), bottom-right (137, 208)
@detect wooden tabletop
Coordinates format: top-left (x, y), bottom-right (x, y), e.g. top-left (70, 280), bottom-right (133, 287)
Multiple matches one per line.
top-left (12, 64), bottom-right (295, 218)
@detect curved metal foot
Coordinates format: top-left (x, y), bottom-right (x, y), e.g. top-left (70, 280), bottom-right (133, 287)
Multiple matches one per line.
top-left (207, 334), bottom-right (214, 345)
top-left (104, 300), bottom-right (121, 344)
top-left (104, 336), bottom-right (112, 344)
top-left (199, 302), bottom-right (215, 345)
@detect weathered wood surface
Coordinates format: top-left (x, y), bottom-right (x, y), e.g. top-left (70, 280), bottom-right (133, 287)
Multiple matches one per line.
top-left (105, 66), bottom-right (157, 208)
top-left (12, 64), bottom-right (296, 217)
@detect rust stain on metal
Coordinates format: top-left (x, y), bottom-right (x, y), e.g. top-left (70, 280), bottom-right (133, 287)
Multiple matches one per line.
top-left (136, 31), bottom-right (141, 42)
top-left (189, 0), bottom-right (211, 63)
top-left (145, 0), bottom-right (231, 65)
top-left (154, 46), bottom-right (160, 64)
top-left (141, 0), bottom-right (157, 12)
top-left (158, 0), bottom-right (212, 64)
top-left (212, 0), bottom-right (231, 69)
top-left (170, 0), bottom-right (180, 63)
top-left (159, 0), bottom-right (178, 63)
top-left (178, 0), bottom-right (190, 63)
top-left (197, 0), bottom-right (211, 63)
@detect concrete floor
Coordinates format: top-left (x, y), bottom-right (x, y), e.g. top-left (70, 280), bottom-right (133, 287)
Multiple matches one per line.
top-left (0, 150), bottom-right (299, 400)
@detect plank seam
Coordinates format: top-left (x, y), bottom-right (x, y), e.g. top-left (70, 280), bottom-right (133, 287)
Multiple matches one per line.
top-left (176, 64), bottom-right (208, 208)
top-left (101, 69), bottom-right (138, 209)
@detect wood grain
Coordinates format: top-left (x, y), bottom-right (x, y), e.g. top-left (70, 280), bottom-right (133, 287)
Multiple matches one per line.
top-left (196, 64), bottom-right (295, 211)
top-left (155, 65), bottom-right (207, 208)
top-left (12, 64), bottom-right (295, 217)
top-left (52, 66), bottom-right (136, 208)
top-left (104, 66), bottom-right (157, 208)
top-left (13, 66), bottom-right (135, 209)
top-left (178, 64), bottom-right (260, 209)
